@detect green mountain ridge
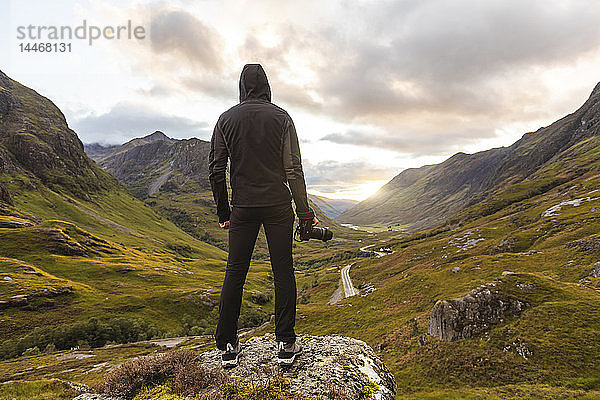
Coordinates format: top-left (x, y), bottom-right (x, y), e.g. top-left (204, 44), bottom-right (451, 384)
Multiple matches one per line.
top-left (84, 131), bottom-right (363, 259)
top-left (308, 193), bottom-right (358, 219)
top-left (339, 82), bottom-right (600, 231)
top-left (2, 70), bottom-right (600, 399)
top-left (0, 70), bottom-right (278, 358)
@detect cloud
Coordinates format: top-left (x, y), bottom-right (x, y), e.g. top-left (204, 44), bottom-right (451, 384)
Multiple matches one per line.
top-left (321, 123), bottom-right (497, 156)
top-left (149, 9), bottom-right (224, 72)
top-left (305, 0), bottom-right (600, 121)
top-left (231, 0), bottom-right (600, 155)
top-left (304, 159), bottom-right (397, 186)
top-left (80, 1), bottom-right (600, 161)
top-left (70, 102), bottom-right (211, 145)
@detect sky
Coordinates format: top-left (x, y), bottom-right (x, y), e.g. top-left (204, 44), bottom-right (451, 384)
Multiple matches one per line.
top-left (2, 0), bottom-right (600, 200)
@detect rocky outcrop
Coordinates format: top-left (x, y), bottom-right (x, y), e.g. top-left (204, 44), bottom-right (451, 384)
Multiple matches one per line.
top-left (200, 334), bottom-right (396, 400)
top-left (0, 216), bottom-right (33, 228)
top-left (73, 394), bottom-right (117, 400)
top-left (565, 236), bottom-right (600, 253)
top-left (35, 227), bottom-right (86, 256)
top-left (428, 280), bottom-right (528, 341)
top-left (0, 182), bottom-right (13, 205)
top-left (73, 334), bottom-right (395, 400)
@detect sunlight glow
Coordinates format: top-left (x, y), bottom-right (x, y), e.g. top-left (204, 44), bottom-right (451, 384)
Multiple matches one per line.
top-left (309, 179), bottom-right (388, 201)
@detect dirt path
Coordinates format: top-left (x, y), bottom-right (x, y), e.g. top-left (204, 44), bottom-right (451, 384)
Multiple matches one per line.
top-left (328, 283), bottom-right (344, 305)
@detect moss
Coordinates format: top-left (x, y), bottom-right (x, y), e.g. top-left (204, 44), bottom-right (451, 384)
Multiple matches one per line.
top-left (360, 380), bottom-right (379, 398)
top-left (134, 382), bottom-right (183, 400)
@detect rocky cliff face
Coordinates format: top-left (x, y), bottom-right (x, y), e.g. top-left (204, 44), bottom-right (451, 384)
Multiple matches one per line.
top-left (428, 275), bottom-right (528, 341)
top-left (0, 70), bottom-right (115, 197)
top-left (340, 82), bottom-right (600, 229)
top-left (85, 131), bottom-right (211, 199)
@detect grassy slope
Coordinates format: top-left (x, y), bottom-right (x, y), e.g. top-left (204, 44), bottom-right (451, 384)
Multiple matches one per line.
top-left (291, 139), bottom-right (600, 397)
top-left (143, 181), bottom-right (366, 262)
top-left (0, 171), bottom-right (281, 342)
top-left (0, 70), bottom-right (280, 349)
top-left (3, 70), bottom-right (600, 399)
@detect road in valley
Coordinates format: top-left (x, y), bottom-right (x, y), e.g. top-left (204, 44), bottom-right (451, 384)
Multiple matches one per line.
top-left (330, 244), bottom-right (392, 304)
top-left (359, 244), bottom-right (387, 257)
top-left (341, 263), bottom-right (359, 298)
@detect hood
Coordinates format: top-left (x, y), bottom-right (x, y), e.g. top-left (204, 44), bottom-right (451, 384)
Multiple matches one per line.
top-left (239, 64), bottom-right (271, 102)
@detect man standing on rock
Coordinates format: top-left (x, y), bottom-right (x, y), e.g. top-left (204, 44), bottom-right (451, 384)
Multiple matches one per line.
top-left (209, 63), bottom-right (317, 368)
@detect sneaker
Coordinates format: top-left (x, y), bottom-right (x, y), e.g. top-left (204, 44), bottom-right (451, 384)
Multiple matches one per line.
top-left (221, 340), bottom-right (242, 368)
top-left (277, 340), bottom-right (302, 366)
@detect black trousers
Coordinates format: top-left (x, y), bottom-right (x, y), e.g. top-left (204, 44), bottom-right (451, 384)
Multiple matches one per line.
top-left (215, 203), bottom-right (296, 350)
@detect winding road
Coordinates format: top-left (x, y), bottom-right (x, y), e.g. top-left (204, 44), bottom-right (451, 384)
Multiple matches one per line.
top-left (359, 244), bottom-right (387, 258)
top-left (341, 263), bottom-right (359, 297)
top-left (329, 243), bottom-right (392, 304)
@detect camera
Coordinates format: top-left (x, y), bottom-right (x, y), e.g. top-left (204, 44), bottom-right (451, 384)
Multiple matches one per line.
top-left (295, 218), bottom-right (333, 242)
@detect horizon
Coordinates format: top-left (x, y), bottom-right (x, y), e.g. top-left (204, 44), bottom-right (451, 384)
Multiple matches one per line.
top-left (2, 0), bottom-right (600, 200)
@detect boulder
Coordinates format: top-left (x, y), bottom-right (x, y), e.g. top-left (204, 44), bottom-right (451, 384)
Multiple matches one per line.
top-left (565, 237), bottom-right (600, 253)
top-left (0, 183), bottom-right (13, 205)
top-left (200, 334), bottom-right (396, 400)
top-left (428, 281), bottom-right (527, 341)
top-left (9, 294), bottom-right (28, 306)
top-left (591, 262), bottom-right (600, 278)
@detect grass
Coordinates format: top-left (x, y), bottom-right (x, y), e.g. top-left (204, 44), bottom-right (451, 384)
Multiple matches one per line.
top-left (0, 379), bottom-right (79, 400)
top-left (2, 71), bottom-right (600, 398)
top-left (291, 163), bottom-right (600, 397)
top-left (0, 175), bottom-right (282, 348)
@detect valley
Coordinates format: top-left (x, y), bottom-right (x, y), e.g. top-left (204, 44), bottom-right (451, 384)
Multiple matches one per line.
top-left (1, 70), bottom-right (600, 399)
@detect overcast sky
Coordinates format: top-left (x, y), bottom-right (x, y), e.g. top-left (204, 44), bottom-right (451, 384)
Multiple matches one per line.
top-left (2, 0), bottom-right (600, 200)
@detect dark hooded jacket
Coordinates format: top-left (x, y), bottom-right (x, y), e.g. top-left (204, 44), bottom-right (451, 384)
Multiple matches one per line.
top-left (208, 64), bottom-right (314, 223)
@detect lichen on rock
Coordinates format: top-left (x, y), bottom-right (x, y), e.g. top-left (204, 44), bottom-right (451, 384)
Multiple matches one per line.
top-left (199, 334), bottom-right (396, 400)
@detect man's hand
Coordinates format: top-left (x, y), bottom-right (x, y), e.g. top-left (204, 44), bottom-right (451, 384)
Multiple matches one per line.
top-left (312, 217), bottom-right (319, 226)
top-left (219, 221), bottom-right (230, 230)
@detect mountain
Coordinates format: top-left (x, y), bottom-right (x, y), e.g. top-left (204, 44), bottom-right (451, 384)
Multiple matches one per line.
top-left (0, 71), bottom-right (279, 360)
top-left (85, 131), bottom-right (210, 199)
top-left (339, 82), bottom-right (600, 230)
top-left (85, 133), bottom-right (363, 254)
top-left (294, 85), bottom-right (600, 396)
top-left (0, 71), bottom-right (116, 198)
top-left (3, 69), bottom-right (600, 399)
top-left (308, 194), bottom-right (358, 219)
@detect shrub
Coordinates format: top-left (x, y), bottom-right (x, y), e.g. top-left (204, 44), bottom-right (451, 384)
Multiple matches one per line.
top-left (166, 242), bottom-right (195, 257)
top-left (238, 309), bottom-right (269, 328)
top-left (102, 350), bottom-right (353, 400)
top-left (250, 292), bottom-right (272, 305)
top-left (44, 343), bottom-right (56, 353)
top-left (102, 350), bottom-right (224, 399)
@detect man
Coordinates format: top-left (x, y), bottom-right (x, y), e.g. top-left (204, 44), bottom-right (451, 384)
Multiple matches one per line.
top-left (209, 63), bottom-right (317, 368)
